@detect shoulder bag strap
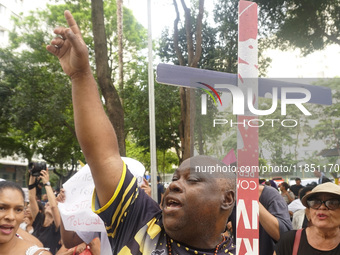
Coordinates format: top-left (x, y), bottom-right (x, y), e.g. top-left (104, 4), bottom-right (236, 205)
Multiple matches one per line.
top-left (292, 229), bottom-right (303, 255)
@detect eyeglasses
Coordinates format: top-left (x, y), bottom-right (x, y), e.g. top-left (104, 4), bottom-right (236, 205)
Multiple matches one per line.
top-left (307, 199), bottom-right (340, 210)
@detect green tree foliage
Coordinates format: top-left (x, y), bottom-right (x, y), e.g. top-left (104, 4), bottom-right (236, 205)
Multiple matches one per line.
top-left (212, 0), bottom-right (238, 74)
top-left (124, 62), bottom-right (181, 165)
top-left (157, 0), bottom-right (338, 173)
top-left (0, 10), bottom-right (83, 177)
top-left (258, 97), bottom-right (312, 167)
top-left (256, 77), bottom-right (339, 174)
top-left (213, 0), bottom-right (271, 76)
top-left (159, 0), bottom-right (271, 75)
top-left (158, 1), bottom-right (231, 161)
top-left (126, 140), bottom-right (178, 174)
top-left (159, 20), bottom-right (219, 70)
top-left (256, 0), bottom-right (340, 55)
top-left (306, 79), bottom-right (340, 167)
top-left (0, 0), bottom-right (147, 179)
top-left (158, 0), bottom-right (274, 162)
top-left (1, 0), bottom-right (182, 179)
top-left (194, 91), bottom-right (237, 159)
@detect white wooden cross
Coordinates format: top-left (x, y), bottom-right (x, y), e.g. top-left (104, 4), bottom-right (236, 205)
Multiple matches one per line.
top-left (156, 1), bottom-right (332, 254)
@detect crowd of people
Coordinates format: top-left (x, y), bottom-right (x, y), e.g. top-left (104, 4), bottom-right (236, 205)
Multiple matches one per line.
top-left (2, 165), bottom-right (338, 255)
top-left (1, 10), bottom-right (340, 255)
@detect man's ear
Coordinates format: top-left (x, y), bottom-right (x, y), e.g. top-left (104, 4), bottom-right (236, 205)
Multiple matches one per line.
top-left (221, 190), bottom-right (235, 210)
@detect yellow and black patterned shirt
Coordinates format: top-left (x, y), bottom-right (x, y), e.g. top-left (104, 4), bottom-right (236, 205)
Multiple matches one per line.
top-left (92, 163), bottom-right (235, 255)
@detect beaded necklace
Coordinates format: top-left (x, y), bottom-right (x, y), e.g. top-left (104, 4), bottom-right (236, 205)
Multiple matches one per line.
top-left (166, 235), bottom-right (226, 255)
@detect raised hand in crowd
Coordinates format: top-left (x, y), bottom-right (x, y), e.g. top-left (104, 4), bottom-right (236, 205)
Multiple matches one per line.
top-left (46, 10), bottom-right (123, 208)
top-left (47, 10), bottom-right (236, 255)
top-left (140, 178), bottom-right (151, 197)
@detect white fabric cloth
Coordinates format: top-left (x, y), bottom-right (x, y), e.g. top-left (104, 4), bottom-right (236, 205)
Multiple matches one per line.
top-left (76, 231), bottom-right (111, 255)
top-left (292, 209), bottom-right (306, 230)
top-left (281, 190), bottom-right (295, 204)
top-left (288, 199), bottom-right (305, 213)
top-left (20, 222), bottom-right (34, 234)
top-left (26, 245), bottom-right (49, 255)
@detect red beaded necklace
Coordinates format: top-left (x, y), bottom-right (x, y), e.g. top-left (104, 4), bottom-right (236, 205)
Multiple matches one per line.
top-left (167, 235), bottom-right (226, 255)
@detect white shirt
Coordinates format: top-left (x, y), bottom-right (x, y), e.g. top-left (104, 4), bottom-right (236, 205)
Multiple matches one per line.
top-left (288, 199), bottom-right (305, 213)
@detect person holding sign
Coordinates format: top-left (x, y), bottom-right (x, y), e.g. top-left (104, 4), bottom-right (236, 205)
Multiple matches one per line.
top-left (46, 10), bottom-right (236, 255)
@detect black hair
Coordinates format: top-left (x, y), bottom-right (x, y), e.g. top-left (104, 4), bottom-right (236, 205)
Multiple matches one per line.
top-left (259, 178), bottom-right (266, 184)
top-left (307, 182), bottom-right (317, 188)
top-left (0, 181), bottom-right (25, 201)
top-left (37, 200), bottom-right (45, 214)
top-left (299, 186), bottom-right (314, 201)
top-left (280, 182), bottom-right (289, 190)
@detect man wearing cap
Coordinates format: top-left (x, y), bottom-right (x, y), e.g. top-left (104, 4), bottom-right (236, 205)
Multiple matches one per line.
top-left (274, 182), bottom-right (340, 254)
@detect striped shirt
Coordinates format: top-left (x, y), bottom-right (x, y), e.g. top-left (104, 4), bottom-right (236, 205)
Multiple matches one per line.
top-left (92, 163), bottom-right (235, 255)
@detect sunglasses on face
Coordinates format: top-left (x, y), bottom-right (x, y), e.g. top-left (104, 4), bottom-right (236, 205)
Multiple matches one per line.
top-left (307, 198), bottom-right (340, 210)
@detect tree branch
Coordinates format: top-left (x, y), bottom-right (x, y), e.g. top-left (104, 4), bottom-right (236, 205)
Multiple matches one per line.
top-left (191, 0), bottom-right (204, 67)
top-left (180, 0), bottom-right (194, 65)
top-left (173, 0), bottom-right (185, 65)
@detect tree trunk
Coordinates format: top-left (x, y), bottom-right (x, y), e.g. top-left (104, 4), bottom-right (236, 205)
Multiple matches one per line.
top-left (117, 0), bottom-right (124, 101)
top-left (197, 119), bottom-right (204, 155)
top-left (91, 0), bottom-right (126, 156)
top-left (174, 0), bottom-right (204, 162)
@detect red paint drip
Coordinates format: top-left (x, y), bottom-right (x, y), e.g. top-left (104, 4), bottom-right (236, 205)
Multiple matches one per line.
top-left (238, 73), bottom-right (244, 83)
top-left (238, 57), bottom-right (249, 65)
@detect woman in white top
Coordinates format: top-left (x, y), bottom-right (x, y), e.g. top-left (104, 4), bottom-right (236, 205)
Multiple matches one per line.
top-left (20, 204), bottom-right (34, 234)
top-left (0, 181), bottom-right (51, 255)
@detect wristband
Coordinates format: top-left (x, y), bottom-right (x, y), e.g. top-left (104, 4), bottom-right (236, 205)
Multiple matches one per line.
top-left (28, 184), bottom-right (36, 190)
top-left (44, 181), bottom-right (51, 186)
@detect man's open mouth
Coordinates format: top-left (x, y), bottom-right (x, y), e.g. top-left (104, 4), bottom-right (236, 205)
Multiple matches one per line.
top-left (165, 197), bottom-right (183, 209)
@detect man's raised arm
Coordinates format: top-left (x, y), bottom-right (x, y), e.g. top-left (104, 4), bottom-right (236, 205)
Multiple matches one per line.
top-left (46, 10), bottom-right (123, 207)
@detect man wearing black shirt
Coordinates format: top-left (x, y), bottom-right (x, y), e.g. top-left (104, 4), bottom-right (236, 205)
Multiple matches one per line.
top-left (47, 11), bottom-right (237, 255)
top-left (290, 178), bottom-right (304, 198)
